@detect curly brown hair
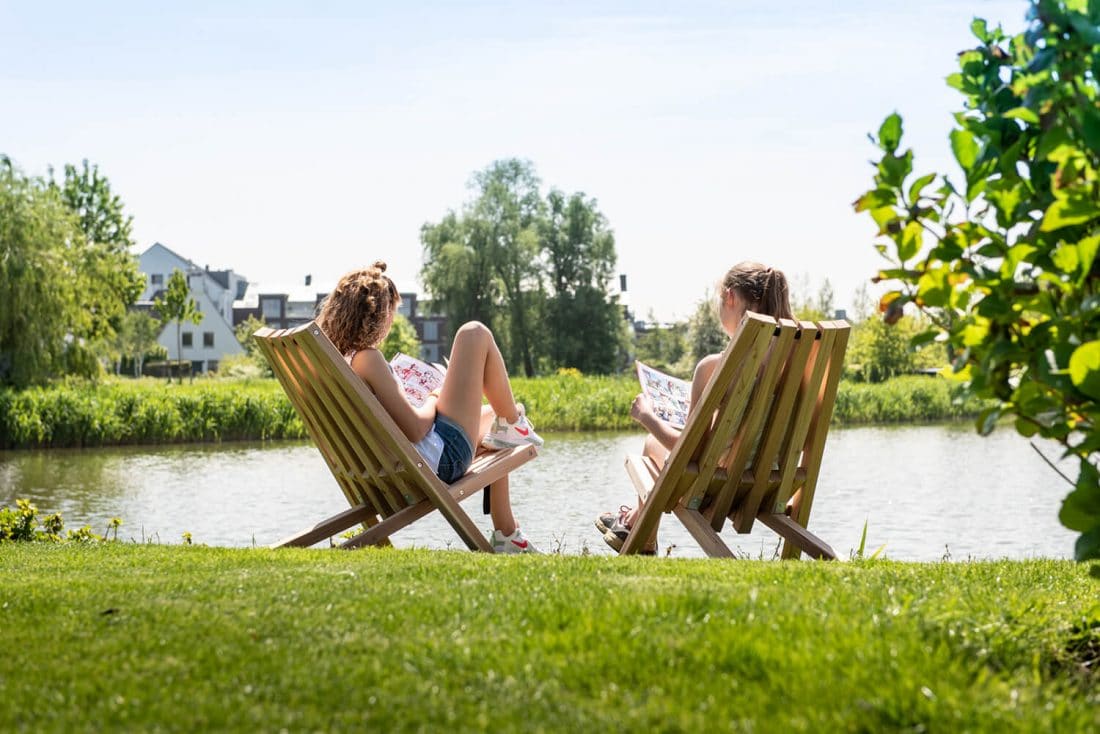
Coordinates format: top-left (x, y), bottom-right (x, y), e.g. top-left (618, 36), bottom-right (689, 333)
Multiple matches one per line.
top-left (722, 261), bottom-right (794, 321)
top-left (316, 261), bottom-right (401, 355)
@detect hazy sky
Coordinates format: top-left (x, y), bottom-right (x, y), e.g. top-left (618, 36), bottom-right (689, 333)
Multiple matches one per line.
top-left (2, 0), bottom-right (1027, 320)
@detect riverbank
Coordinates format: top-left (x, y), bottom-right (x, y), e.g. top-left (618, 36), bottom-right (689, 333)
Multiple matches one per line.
top-left (0, 544), bottom-right (1095, 732)
top-left (0, 374), bottom-right (989, 449)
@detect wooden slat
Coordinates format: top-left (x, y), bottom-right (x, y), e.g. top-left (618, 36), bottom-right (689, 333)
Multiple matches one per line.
top-left (256, 329), bottom-right (381, 513)
top-left (672, 506), bottom-right (735, 558)
top-left (274, 332), bottom-right (397, 515)
top-left (729, 320), bottom-right (815, 532)
top-left (702, 320), bottom-right (795, 532)
top-left (771, 325), bottom-right (837, 517)
top-left (660, 316), bottom-right (774, 517)
top-left (681, 321), bottom-right (777, 511)
top-left (757, 512), bottom-right (836, 560)
top-left (292, 331), bottom-right (412, 512)
top-left (781, 320), bottom-right (850, 559)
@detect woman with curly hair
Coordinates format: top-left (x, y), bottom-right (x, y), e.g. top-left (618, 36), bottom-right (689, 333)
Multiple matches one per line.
top-left (318, 261), bottom-right (544, 554)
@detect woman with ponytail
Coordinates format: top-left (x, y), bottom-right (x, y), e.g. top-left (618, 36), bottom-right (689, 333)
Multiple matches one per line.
top-left (596, 261), bottom-right (793, 554)
top-left (318, 261), bottom-right (544, 554)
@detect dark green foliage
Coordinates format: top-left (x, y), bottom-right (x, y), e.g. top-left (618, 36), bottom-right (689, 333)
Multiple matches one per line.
top-left (0, 379), bottom-right (306, 448)
top-left (856, 1), bottom-right (1100, 559)
top-left (0, 157), bottom-right (142, 387)
top-left (421, 159), bottom-right (626, 376)
top-left (153, 269), bottom-right (203, 384)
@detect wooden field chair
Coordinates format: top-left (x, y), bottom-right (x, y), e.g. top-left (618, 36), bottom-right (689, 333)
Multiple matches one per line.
top-left (621, 312), bottom-right (850, 559)
top-left (254, 321), bottom-right (538, 551)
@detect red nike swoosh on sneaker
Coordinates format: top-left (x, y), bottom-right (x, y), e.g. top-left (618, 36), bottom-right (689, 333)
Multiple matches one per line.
top-left (514, 426), bottom-right (529, 436)
top-left (511, 539), bottom-right (529, 549)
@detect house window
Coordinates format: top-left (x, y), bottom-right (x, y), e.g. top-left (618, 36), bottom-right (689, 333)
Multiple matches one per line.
top-left (203, 332), bottom-right (214, 348)
top-left (151, 273), bottom-right (163, 286)
top-left (261, 297), bottom-right (282, 320)
top-left (423, 321), bottom-right (439, 341)
top-left (182, 332), bottom-right (193, 348)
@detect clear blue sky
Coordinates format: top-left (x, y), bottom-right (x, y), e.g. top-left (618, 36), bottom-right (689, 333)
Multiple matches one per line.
top-left (2, 0), bottom-right (1027, 320)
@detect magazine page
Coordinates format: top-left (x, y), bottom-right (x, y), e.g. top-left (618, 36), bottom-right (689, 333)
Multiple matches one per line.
top-left (635, 360), bottom-right (690, 429)
top-left (390, 352), bottom-right (446, 408)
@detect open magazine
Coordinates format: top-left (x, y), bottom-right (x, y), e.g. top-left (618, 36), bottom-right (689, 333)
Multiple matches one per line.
top-left (389, 352), bottom-right (448, 408)
top-left (635, 360), bottom-right (690, 429)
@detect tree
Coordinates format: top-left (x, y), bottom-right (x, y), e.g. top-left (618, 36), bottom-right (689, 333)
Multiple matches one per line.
top-left (153, 269), bottom-right (203, 384)
top-left (855, 0), bottom-right (1100, 562)
top-left (54, 160), bottom-right (143, 343)
top-left (0, 158), bottom-right (83, 386)
top-left (686, 295), bottom-right (727, 364)
top-left (420, 211), bottom-right (498, 332)
top-left (541, 189), bottom-right (626, 373)
top-left (380, 314), bottom-right (421, 361)
top-left (471, 159), bottom-right (544, 376)
top-left (122, 311), bottom-right (164, 377)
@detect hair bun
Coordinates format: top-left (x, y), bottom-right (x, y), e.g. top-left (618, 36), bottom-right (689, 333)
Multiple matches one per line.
top-left (372, 260), bottom-right (387, 273)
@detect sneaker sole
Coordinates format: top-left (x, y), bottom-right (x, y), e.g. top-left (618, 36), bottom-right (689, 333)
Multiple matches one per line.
top-left (482, 436), bottom-right (544, 450)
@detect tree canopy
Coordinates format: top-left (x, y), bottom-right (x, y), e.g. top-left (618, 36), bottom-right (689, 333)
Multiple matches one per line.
top-left (421, 159), bottom-right (627, 375)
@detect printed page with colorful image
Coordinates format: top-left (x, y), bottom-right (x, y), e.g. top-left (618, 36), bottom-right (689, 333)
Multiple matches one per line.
top-left (389, 353), bottom-right (447, 408)
top-left (635, 360), bottom-right (690, 429)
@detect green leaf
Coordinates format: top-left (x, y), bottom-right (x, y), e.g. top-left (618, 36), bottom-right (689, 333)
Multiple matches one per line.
top-left (854, 188), bottom-right (896, 212)
top-left (1076, 527), bottom-right (1100, 562)
top-left (907, 173), bottom-right (937, 203)
top-left (878, 113), bottom-right (903, 154)
top-left (976, 405), bottom-right (1002, 436)
top-left (970, 17), bottom-right (989, 42)
top-left (1051, 242), bottom-right (1081, 274)
top-left (898, 222), bottom-right (923, 262)
top-left (1002, 107), bottom-right (1040, 124)
top-left (1014, 417), bottom-right (1040, 437)
top-left (1068, 340), bottom-right (1100, 399)
top-left (916, 269), bottom-right (949, 307)
top-left (1076, 234), bottom-right (1100, 284)
top-left (950, 128), bottom-right (979, 171)
top-left (1041, 192), bottom-right (1100, 231)
top-left (1060, 462), bottom-right (1100, 532)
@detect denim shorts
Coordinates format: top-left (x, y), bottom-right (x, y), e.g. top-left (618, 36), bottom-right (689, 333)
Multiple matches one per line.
top-left (434, 413), bottom-right (475, 484)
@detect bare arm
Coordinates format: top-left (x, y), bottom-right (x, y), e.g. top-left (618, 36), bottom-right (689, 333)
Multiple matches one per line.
top-left (630, 353), bottom-right (723, 451)
top-left (349, 348), bottom-right (437, 443)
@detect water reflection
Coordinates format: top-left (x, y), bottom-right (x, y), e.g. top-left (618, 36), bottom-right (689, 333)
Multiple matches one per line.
top-left (0, 426), bottom-right (1078, 560)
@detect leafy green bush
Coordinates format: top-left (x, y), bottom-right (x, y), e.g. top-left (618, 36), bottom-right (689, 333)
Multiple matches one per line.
top-left (856, 1), bottom-right (1100, 560)
top-left (0, 499), bottom-right (117, 543)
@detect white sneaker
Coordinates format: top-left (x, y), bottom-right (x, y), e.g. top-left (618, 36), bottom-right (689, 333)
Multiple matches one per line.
top-left (482, 403), bottom-right (544, 449)
top-left (491, 527), bottom-right (541, 554)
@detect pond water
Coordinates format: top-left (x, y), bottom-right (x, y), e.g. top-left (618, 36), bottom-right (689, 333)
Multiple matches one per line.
top-left (0, 425), bottom-right (1079, 561)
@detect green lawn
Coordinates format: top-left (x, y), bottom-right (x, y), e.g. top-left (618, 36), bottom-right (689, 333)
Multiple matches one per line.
top-left (1, 545), bottom-right (1096, 732)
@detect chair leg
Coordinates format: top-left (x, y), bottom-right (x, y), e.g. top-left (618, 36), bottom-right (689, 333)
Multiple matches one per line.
top-left (270, 504), bottom-right (377, 548)
top-left (673, 506), bottom-right (735, 558)
top-left (756, 512), bottom-right (836, 560)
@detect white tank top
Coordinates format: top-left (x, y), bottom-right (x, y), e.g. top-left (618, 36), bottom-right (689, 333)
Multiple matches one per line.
top-left (345, 350), bottom-right (444, 473)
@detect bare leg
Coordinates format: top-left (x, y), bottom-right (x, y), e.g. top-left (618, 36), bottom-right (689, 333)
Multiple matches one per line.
top-left (436, 322), bottom-right (520, 444)
top-left (476, 400), bottom-right (518, 535)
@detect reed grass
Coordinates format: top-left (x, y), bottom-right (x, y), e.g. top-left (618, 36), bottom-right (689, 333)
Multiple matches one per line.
top-left (0, 374), bottom-right (988, 449)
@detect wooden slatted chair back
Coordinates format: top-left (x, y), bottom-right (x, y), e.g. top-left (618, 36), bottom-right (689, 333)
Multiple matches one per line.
top-left (253, 321), bottom-right (439, 519)
top-left (644, 312), bottom-right (850, 541)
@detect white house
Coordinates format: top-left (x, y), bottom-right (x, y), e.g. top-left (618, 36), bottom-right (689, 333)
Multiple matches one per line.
top-left (137, 242), bottom-right (246, 373)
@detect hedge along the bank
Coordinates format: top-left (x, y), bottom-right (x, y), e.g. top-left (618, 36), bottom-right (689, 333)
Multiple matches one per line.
top-left (0, 374), bottom-right (989, 450)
